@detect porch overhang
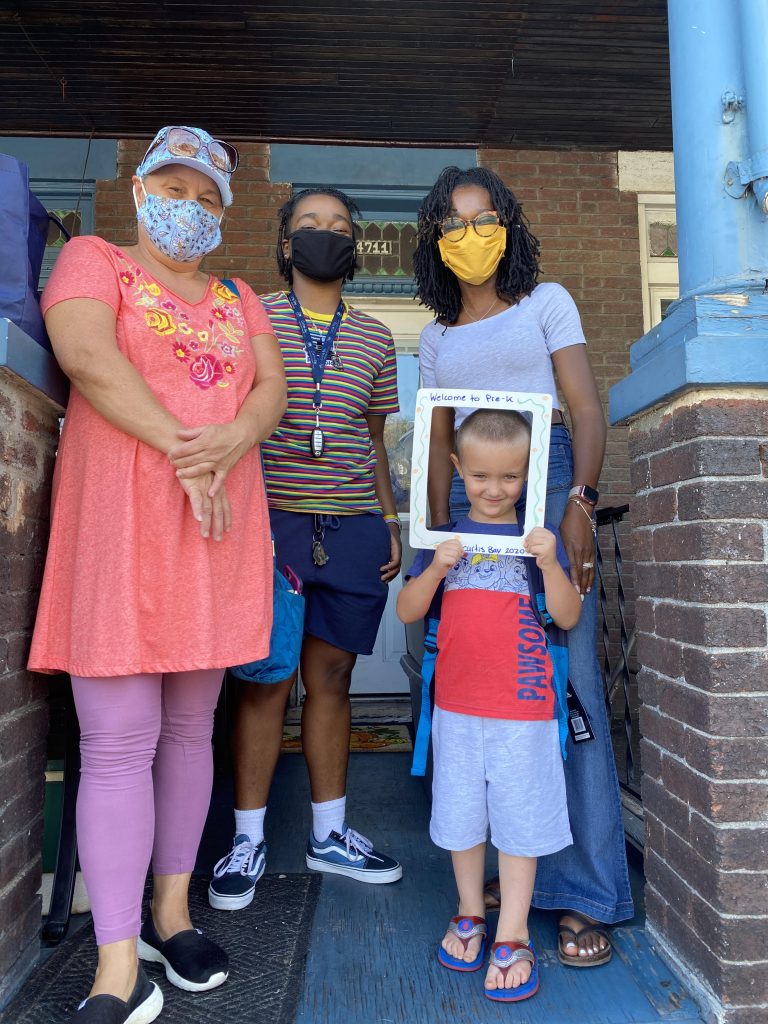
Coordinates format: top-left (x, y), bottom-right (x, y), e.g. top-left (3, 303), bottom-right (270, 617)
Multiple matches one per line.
top-left (0, 1), bottom-right (670, 149)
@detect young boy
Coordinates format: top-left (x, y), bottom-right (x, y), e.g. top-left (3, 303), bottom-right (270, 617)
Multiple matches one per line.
top-left (397, 409), bottom-right (581, 1002)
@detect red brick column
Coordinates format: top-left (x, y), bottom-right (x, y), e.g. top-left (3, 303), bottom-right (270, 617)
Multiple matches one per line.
top-left (0, 370), bottom-right (61, 1004)
top-left (628, 389), bottom-right (768, 1023)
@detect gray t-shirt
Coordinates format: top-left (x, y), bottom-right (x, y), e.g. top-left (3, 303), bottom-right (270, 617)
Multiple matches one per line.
top-left (418, 281), bottom-right (586, 426)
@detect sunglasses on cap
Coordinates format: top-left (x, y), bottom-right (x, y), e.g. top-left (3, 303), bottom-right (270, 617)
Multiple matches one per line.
top-left (142, 126), bottom-right (239, 174)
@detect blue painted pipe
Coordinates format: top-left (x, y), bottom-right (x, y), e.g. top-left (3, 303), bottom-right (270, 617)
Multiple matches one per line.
top-left (668, 0), bottom-right (768, 298)
top-left (738, 0), bottom-right (768, 211)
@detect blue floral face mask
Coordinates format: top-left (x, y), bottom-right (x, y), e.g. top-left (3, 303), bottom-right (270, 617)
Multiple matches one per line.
top-left (134, 180), bottom-right (222, 262)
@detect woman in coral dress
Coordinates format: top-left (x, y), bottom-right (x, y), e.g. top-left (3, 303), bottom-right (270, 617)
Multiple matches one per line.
top-left (29, 126), bottom-right (286, 1024)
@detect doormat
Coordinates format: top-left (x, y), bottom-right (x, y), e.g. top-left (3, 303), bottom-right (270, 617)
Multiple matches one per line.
top-left (281, 723), bottom-right (412, 753)
top-left (1, 873), bottom-right (321, 1024)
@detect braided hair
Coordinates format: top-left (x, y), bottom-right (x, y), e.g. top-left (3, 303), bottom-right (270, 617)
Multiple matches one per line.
top-left (413, 167), bottom-right (541, 324)
top-left (276, 187), bottom-right (362, 285)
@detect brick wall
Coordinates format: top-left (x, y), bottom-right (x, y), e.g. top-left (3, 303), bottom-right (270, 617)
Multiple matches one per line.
top-left (0, 371), bottom-right (59, 1005)
top-left (95, 139), bottom-right (290, 294)
top-left (628, 389), bottom-right (768, 1024)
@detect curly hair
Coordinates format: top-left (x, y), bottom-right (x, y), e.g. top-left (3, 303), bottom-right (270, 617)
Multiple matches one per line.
top-left (412, 166), bottom-right (541, 324)
top-left (276, 187), bottom-right (362, 285)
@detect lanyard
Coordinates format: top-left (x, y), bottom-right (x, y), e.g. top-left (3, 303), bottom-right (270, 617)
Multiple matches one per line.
top-left (287, 290), bottom-right (345, 411)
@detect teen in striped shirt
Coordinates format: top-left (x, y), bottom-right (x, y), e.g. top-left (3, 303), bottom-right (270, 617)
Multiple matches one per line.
top-left (209, 188), bottom-right (404, 910)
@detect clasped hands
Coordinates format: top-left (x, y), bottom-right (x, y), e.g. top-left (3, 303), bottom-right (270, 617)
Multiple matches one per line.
top-left (168, 421), bottom-right (252, 541)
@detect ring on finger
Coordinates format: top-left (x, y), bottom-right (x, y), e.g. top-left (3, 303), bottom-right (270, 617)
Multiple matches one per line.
top-left (582, 561), bottom-right (594, 569)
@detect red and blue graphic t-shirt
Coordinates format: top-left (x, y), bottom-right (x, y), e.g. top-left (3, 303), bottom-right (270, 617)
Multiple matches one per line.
top-left (408, 517), bottom-right (569, 722)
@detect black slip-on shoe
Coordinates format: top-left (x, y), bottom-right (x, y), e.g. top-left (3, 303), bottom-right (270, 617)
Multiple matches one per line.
top-left (72, 966), bottom-right (162, 1023)
top-left (137, 914), bottom-right (229, 992)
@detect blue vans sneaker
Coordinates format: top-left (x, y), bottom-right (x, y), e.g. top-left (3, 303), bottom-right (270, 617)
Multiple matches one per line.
top-left (306, 824), bottom-right (402, 884)
top-left (208, 835), bottom-right (266, 910)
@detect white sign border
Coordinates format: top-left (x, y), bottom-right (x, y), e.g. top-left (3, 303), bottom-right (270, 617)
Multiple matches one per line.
top-left (409, 388), bottom-right (552, 557)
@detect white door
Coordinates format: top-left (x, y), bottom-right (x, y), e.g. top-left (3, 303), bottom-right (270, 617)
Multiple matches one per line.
top-left (349, 300), bottom-right (432, 695)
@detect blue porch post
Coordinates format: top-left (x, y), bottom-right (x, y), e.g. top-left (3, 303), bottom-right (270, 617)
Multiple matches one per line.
top-left (610, 3), bottom-right (768, 1021)
top-left (611, 0), bottom-right (768, 420)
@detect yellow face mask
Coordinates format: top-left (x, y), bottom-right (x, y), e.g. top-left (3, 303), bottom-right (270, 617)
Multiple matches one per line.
top-left (437, 227), bottom-right (508, 286)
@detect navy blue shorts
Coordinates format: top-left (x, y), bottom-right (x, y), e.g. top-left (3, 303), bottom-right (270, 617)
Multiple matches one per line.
top-left (269, 509), bottom-right (391, 656)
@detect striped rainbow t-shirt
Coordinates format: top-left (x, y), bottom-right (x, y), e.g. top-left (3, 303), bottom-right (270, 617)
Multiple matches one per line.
top-left (260, 291), bottom-right (399, 514)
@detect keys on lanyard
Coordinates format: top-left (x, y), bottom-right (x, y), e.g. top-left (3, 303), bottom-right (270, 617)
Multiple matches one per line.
top-left (312, 539), bottom-right (329, 567)
top-left (286, 291), bottom-right (345, 460)
top-left (312, 514), bottom-right (333, 567)
top-left (309, 381), bottom-right (325, 457)
top-left (310, 426), bottom-right (324, 458)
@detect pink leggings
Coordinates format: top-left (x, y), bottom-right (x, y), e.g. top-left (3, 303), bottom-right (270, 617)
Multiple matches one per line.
top-left (71, 670), bottom-right (224, 946)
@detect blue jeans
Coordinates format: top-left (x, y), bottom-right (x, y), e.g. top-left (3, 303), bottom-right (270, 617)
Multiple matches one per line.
top-left (449, 425), bottom-right (634, 924)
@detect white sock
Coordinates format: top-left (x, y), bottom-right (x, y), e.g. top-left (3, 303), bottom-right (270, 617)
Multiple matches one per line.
top-left (311, 796), bottom-right (346, 841)
top-left (234, 807), bottom-right (266, 845)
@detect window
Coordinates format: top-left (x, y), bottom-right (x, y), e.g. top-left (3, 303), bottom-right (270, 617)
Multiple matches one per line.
top-left (32, 182), bottom-right (94, 287)
top-left (292, 185), bottom-right (426, 296)
top-left (350, 297), bottom-right (434, 518)
top-left (637, 194), bottom-right (679, 332)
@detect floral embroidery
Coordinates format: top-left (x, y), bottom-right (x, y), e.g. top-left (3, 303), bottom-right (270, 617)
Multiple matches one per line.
top-left (218, 320), bottom-right (242, 346)
top-left (145, 308), bottom-right (177, 335)
top-left (139, 281), bottom-right (162, 298)
top-left (211, 280), bottom-right (238, 304)
top-left (120, 257), bottom-right (246, 392)
top-left (189, 352), bottom-right (224, 389)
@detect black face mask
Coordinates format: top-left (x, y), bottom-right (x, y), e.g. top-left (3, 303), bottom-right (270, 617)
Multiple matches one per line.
top-left (289, 229), bottom-right (356, 283)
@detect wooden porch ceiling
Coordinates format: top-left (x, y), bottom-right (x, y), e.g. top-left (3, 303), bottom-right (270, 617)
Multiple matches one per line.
top-left (0, 1), bottom-right (671, 150)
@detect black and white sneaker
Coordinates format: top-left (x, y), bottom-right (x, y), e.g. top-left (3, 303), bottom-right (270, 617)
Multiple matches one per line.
top-left (72, 966), bottom-right (162, 1023)
top-left (208, 834), bottom-right (267, 910)
top-left (306, 824), bottom-right (402, 884)
top-left (137, 914), bottom-right (228, 992)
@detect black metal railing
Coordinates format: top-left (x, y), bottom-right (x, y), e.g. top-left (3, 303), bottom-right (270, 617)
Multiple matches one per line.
top-left (595, 505), bottom-right (641, 801)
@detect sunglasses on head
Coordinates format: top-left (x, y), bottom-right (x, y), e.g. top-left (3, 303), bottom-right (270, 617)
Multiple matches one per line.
top-left (143, 127), bottom-right (239, 174)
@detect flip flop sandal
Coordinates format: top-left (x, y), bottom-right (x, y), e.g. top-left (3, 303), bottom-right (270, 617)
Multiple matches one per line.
top-left (485, 940), bottom-right (539, 1002)
top-left (483, 875), bottom-right (501, 912)
top-left (437, 916), bottom-right (488, 972)
top-left (558, 912), bottom-right (613, 968)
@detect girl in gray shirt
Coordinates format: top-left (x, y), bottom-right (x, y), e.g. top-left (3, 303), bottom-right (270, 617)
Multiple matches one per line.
top-left (412, 166), bottom-right (632, 982)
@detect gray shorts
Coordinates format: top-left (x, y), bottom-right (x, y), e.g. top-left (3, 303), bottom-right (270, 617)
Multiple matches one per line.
top-left (430, 708), bottom-right (573, 857)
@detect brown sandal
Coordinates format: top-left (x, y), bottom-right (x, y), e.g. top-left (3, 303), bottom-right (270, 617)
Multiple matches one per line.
top-left (558, 911), bottom-right (613, 968)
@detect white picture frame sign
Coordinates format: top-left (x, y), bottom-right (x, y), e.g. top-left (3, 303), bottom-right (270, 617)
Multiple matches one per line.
top-left (409, 388), bottom-right (552, 557)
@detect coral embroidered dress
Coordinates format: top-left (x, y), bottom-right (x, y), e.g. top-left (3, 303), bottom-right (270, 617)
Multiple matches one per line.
top-left (29, 237), bottom-right (274, 677)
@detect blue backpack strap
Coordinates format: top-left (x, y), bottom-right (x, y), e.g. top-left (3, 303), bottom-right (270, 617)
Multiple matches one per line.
top-left (518, 509), bottom-right (570, 760)
top-left (411, 615), bottom-right (439, 776)
top-left (220, 277), bottom-right (240, 298)
top-left (535, 591), bottom-right (570, 760)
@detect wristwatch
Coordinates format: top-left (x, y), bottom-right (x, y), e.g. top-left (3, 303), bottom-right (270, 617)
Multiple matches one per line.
top-left (569, 484), bottom-right (599, 507)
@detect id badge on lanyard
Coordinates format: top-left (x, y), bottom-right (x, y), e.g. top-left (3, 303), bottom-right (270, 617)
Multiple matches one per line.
top-left (286, 291), bottom-right (345, 459)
